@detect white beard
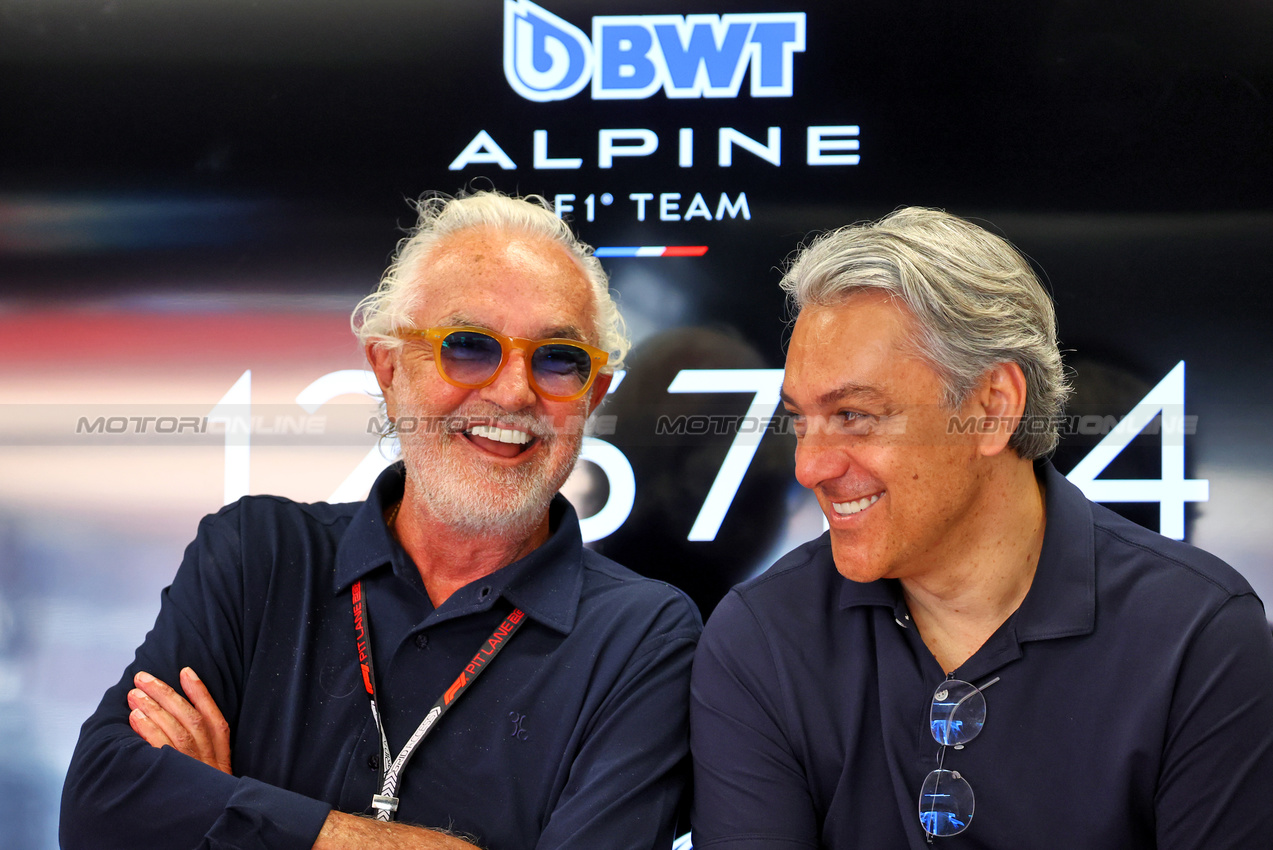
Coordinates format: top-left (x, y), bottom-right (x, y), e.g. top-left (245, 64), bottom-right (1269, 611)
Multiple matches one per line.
top-left (395, 398), bottom-right (584, 539)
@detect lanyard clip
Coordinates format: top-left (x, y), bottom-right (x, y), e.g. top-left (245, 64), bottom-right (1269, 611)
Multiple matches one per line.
top-left (371, 794), bottom-right (399, 818)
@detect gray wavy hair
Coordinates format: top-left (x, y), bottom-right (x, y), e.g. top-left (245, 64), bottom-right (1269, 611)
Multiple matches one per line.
top-left (780, 206), bottom-right (1071, 459)
top-left (352, 190), bottom-right (629, 371)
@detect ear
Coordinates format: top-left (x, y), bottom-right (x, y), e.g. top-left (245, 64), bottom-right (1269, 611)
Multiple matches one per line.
top-left (585, 372), bottom-right (614, 415)
top-left (366, 341), bottom-right (399, 413)
top-left (972, 362), bottom-right (1028, 457)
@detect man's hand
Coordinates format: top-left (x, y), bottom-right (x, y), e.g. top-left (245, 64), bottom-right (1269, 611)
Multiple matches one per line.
top-left (127, 667), bottom-right (232, 775)
top-left (315, 811), bottom-right (479, 849)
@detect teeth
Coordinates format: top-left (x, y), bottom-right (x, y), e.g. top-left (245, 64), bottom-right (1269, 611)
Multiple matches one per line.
top-left (468, 424), bottom-right (532, 445)
top-left (831, 493), bottom-right (880, 516)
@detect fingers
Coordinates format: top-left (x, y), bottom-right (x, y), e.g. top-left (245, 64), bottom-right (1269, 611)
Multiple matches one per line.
top-left (128, 700), bottom-right (175, 749)
top-left (129, 674), bottom-right (197, 754)
top-left (128, 669), bottom-right (232, 775)
top-left (179, 667), bottom-right (233, 774)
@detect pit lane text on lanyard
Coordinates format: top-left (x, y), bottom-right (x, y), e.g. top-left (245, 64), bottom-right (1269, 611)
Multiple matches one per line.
top-left (352, 579), bottom-right (526, 820)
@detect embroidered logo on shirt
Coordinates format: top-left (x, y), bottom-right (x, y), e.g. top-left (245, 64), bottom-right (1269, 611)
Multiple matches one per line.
top-left (509, 711), bottom-right (530, 741)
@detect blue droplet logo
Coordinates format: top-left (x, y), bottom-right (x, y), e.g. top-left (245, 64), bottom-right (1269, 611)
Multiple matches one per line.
top-left (504, 0), bottom-right (594, 102)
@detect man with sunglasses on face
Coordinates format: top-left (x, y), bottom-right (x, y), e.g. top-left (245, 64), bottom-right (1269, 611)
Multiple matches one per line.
top-left (62, 191), bottom-right (701, 850)
top-left (689, 208), bottom-right (1273, 849)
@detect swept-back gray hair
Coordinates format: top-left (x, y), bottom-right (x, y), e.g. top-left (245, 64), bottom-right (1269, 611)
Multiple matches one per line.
top-left (352, 190), bottom-right (629, 371)
top-left (780, 206), bottom-right (1070, 459)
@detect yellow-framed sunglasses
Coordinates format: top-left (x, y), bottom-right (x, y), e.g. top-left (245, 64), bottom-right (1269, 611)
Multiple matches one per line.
top-left (395, 326), bottom-right (609, 402)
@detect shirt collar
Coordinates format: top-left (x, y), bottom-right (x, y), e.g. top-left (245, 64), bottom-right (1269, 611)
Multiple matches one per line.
top-left (334, 462), bottom-right (584, 636)
top-left (333, 462), bottom-right (403, 591)
top-left (837, 575), bottom-right (915, 632)
top-left (834, 460), bottom-right (1097, 643)
top-left (837, 564), bottom-right (899, 610)
top-left (1011, 460), bottom-right (1096, 642)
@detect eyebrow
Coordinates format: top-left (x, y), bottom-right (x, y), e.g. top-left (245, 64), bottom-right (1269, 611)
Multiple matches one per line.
top-left (542, 325), bottom-right (587, 342)
top-left (780, 381), bottom-right (889, 409)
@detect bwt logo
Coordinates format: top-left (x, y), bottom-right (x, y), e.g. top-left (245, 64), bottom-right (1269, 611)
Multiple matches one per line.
top-left (504, 0), bottom-right (806, 102)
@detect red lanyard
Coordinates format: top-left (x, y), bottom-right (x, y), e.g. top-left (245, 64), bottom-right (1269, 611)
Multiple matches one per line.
top-left (352, 579), bottom-right (526, 820)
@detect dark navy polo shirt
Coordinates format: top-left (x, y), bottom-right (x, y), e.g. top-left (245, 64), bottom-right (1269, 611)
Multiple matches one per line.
top-left (63, 462), bottom-right (701, 850)
top-left (690, 463), bottom-right (1273, 849)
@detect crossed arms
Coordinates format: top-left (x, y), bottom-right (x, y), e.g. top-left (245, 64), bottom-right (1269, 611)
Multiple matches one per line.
top-left (60, 502), bottom-right (699, 850)
top-left (125, 667), bottom-right (472, 849)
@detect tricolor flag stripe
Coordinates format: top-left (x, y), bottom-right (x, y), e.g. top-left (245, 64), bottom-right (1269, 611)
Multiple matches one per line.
top-left (595, 245), bottom-right (709, 258)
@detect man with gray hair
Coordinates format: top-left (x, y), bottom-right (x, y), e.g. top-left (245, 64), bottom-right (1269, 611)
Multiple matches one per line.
top-left (689, 207), bottom-right (1273, 848)
top-left (63, 191), bottom-right (701, 850)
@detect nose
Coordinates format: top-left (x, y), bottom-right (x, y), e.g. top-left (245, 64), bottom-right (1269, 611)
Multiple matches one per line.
top-left (478, 349), bottom-right (538, 411)
top-left (794, 432), bottom-right (852, 492)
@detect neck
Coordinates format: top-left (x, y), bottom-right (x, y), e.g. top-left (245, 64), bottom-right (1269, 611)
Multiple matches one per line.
top-left (901, 457), bottom-right (1046, 673)
top-left (391, 481), bottom-right (552, 609)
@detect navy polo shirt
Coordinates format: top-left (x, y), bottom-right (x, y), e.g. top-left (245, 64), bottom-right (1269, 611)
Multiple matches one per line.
top-left (690, 463), bottom-right (1273, 849)
top-left (63, 462), bottom-right (701, 850)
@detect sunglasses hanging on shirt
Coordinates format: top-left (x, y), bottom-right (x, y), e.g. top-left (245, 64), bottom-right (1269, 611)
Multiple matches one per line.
top-left (918, 675), bottom-right (1000, 841)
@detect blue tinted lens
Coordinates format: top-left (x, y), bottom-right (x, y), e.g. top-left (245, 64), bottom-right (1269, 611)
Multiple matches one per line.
top-left (531, 343), bottom-right (591, 393)
top-left (440, 332), bottom-right (503, 384)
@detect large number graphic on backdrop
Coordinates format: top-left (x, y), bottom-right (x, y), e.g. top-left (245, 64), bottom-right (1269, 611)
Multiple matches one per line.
top-left (208, 362), bottom-right (1208, 543)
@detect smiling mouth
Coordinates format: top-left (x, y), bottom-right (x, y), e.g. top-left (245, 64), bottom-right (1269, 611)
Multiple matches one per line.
top-left (468, 424), bottom-right (533, 445)
top-left (464, 423), bottom-right (536, 458)
top-left (831, 493), bottom-right (881, 516)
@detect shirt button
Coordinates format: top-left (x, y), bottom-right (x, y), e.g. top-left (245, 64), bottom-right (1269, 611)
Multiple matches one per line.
top-left (367, 754), bottom-right (379, 770)
top-left (414, 633), bottom-right (429, 649)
